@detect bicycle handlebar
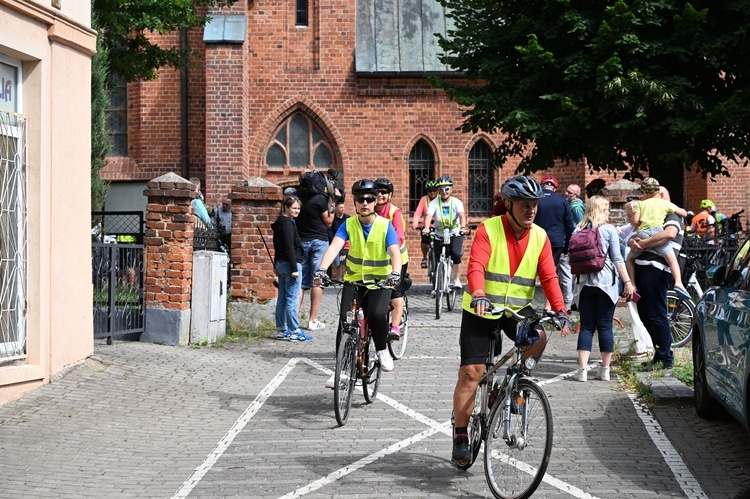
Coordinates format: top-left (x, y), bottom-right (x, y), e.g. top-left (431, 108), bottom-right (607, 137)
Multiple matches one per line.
top-left (316, 277), bottom-right (394, 290)
top-left (487, 306), bottom-right (564, 331)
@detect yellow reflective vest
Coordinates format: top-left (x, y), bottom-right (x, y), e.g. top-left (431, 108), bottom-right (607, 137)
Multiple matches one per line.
top-left (462, 217), bottom-right (546, 318)
top-left (385, 203), bottom-right (409, 265)
top-left (344, 216), bottom-right (393, 283)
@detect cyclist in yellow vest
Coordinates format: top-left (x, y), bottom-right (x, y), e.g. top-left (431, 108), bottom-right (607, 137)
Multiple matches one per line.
top-left (315, 179), bottom-right (402, 386)
top-left (422, 176), bottom-right (468, 289)
top-left (374, 177), bottom-right (409, 340)
top-left (451, 176), bottom-right (571, 467)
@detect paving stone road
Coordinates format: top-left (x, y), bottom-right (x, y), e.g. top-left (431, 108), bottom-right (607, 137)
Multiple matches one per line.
top-left (1, 285), bottom-right (748, 498)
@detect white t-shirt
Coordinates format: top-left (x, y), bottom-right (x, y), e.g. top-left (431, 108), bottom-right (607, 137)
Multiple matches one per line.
top-left (427, 197), bottom-right (465, 236)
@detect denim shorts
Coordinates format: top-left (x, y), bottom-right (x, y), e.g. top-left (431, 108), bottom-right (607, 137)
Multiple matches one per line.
top-left (301, 239), bottom-right (329, 289)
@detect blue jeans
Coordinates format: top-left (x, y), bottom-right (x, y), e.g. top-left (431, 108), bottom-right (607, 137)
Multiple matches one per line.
top-left (275, 261), bottom-right (302, 333)
top-left (300, 239), bottom-right (329, 289)
top-left (635, 264), bottom-right (674, 367)
top-left (576, 286), bottom-right (616, 353)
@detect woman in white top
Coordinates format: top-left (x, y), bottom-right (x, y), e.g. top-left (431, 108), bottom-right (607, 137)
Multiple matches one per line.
top-left (573, 196), bottom-right (634, 382)
top-left (617, 201), bottom-right (654, 357)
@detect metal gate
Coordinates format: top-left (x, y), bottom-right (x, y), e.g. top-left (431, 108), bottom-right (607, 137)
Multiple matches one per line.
top-left (91, 212), bottom-right (145, 343)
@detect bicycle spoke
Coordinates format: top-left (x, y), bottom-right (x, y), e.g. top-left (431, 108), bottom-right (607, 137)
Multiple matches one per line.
top-left (484, 379), bottom-right (552, 499)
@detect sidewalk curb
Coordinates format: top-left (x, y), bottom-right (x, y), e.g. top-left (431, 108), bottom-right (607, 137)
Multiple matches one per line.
top-left (635, 371), bottom-right (694, 403)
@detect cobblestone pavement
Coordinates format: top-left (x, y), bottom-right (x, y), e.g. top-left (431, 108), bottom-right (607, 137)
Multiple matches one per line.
top-left (0, 285), bottom-right (748, 498)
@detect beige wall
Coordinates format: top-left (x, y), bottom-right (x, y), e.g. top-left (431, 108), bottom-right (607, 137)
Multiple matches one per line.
top-left (0, 0), bottom-right (96, 404)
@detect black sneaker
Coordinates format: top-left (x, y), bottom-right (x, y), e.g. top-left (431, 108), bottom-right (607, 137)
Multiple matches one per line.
top-left (452, 435), bottom-right (471, 467)
top-left (420, 258), bottom-right (428, 269)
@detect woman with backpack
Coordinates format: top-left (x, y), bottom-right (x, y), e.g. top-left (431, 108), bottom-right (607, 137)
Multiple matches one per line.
top-left (571, 196), bottom-right (634, 382)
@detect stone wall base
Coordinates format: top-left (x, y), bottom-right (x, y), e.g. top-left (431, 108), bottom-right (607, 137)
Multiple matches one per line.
top-left (143, 308), bottom-right (191, 346)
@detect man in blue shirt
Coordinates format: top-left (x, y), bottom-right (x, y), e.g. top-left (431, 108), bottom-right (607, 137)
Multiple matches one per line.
top-left (534, 176), bottom-right (575, 311)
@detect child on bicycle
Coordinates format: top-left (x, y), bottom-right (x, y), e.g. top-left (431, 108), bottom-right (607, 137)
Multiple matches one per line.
top-left (626, 177), bottom-right (690, 300)
top-left (451, 175), bottom-right (571, 468)
top-left (314, 179), bottom-right (402, 387)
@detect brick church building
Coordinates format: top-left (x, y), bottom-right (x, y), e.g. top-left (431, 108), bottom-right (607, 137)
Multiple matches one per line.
top-left (102, 0), bottom-right (750, 277)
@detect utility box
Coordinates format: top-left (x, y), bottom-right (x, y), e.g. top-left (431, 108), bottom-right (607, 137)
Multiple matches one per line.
top-left (190, 250), bottom-right (229, 344)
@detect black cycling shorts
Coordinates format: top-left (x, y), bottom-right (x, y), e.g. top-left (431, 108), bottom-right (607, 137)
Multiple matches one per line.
top-left (459, 306), bottom-right (534, 366)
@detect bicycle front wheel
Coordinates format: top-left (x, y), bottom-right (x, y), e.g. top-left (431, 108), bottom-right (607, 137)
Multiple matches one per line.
top-left (435, 263), bottom-right (445, 320)
top-left (484, 379), bottom-right (552, 499)
top-left (362, 335), bottom-right (382, 403)
top-left (333, 331), bottom-right (357, 426)
top-left (388, 295), bottom-right (408, 360)
top-left (667, 290), bottom-right (695, 348)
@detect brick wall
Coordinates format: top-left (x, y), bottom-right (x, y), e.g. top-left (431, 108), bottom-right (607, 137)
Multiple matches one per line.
top-left (107, 0), bottom-right (750, 286)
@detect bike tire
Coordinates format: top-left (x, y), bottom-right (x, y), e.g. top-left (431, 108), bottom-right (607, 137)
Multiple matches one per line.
top-left (428, 250), bottom-right (436, 287)
top-left (454, 386), bottom-right (484, 470)
top-left (362, 334), bottom-right (382, 403)
top-left (333, 331), bottom-right (357, 426)
top-left (435, 263), bottom-right (445, 320)
top-left (388, 294), bottom-right (408, 360)
top-left (667, 290), bottom-right (695, 348)
top-left (447, 287), bottom-right (457, 311)
top-left (484, 378), bottom-right (553, 499)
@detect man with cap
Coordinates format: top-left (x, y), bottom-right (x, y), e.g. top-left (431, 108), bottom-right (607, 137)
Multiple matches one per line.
top-left (534, 175), bottom-right (575, 311)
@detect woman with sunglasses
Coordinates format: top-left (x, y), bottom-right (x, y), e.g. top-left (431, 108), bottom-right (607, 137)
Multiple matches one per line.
top-left (316, 179), bottom-right (402, 387)
top-left (374, 177), bottom-right (409, 340)
top-left (422, 176), bottom-right (468, 289)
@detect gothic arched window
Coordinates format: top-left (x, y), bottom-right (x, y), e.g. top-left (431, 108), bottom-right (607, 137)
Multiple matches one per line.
top-left (408, 140), bottom-right (436, 213)
top-left (468, 140), bottom-right (493, 217)
top-left (265, 113), bottom-right (334, 170)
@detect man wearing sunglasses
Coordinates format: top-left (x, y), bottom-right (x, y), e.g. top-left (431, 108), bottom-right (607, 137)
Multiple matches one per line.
top-left (422, 176), bottom-right (468, 289)
top-left (412, 180), bottom-right (439, 268)
top-left (374, 177), bottom-right (409, 340)
top-left (316, 179), bottom-right (402, 385)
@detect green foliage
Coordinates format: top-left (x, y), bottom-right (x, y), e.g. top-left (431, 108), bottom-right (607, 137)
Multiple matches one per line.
top-left (94, 0), bottom-right (238, 82)
top-left (91, 11), bottom-right (110, 213)
top-left (433, 0), bottom-right (750, 179)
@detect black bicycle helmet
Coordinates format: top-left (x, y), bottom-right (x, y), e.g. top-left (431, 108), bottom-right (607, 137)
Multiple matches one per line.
top-left (351, 179), bottom-right (378, 196)
top-left (501, 176), bottom-right (544, 200)
top-left (374, 178), bottom-right (394, 193)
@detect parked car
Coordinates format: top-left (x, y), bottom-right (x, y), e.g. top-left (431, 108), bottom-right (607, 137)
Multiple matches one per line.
top-left (692, 233), bottom-right (750, 433)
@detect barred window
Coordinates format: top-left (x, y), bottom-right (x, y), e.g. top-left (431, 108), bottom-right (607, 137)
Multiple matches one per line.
top-left (468, 140), bottom-right (493, 217)
top-left (0, 110), bottom-right (27, 364)
top-left (106, 76), bottom-right (128, 157)
top-left (408, 140), bottom-right (436, 213)
top-left (265, 113), bottom-right (334, 170)
top-left (296, 0), bottom-right (309, 26)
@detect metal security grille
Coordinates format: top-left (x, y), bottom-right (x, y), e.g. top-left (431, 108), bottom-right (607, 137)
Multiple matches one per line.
top-left (468, 141), bottom-right (493, 217)
top-left (408, 140), bottom-right (435, 213)
top-left (0, 111), bottom-right (27, 364)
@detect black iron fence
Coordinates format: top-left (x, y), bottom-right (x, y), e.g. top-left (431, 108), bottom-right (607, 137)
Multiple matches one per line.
top-left (91, 212), bottom-right (145, 343)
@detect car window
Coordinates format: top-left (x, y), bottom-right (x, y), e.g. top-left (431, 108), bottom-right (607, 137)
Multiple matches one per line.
top-left (730, 237), bottom-right (750, 290)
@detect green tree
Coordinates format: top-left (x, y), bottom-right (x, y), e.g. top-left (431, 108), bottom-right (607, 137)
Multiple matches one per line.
top-left (94, 0), bottom-right (237, 82)
top-left (433, 0), bottom-right (750, 178)
top-left (91, 12), bottom-right (110, 214)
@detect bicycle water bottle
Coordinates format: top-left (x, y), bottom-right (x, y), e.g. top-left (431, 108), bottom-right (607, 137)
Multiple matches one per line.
top-left (443, 227), bottom-right (451, 246)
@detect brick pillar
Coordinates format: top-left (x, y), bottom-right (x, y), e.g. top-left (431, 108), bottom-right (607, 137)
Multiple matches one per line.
top-left (228, 178), bottom-right (283, 302)
top-left (142, 172), bottom-right (197, 345)
top-left (599, 179), bottom-right (642, 226)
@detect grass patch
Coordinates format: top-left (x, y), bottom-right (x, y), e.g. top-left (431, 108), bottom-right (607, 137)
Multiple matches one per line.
top-left (672, 346), bottom-right (694, 388)
top-left (215, 318), bottom-right (277, 347)
top-left (612, 341), bottom-right (655, 403)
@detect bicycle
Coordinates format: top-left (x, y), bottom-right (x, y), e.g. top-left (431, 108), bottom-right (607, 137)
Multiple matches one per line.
top-left (321, 278), bottom-right (391, 426)
top-left (429, 225), bottom-right (475, 319)
top-left (453, 306), bottom-right (563, 499)
top-left (387, 292), bottom-right (408, 360)
top-left (415, 226), bottom-right (437, 288)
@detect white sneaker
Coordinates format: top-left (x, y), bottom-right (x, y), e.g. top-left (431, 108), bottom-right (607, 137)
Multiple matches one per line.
top-left (452, 278), bottom-right (462, 288)
top-left (377, 349), bottom-right (394, 372)
top-left (325, 372), bottom-right (350, 389)
top-left (573, 368), bottom-right (587, 382)
top-left (308, 320), bottom-right (326, 331)
top-left (596, 367), bottom-right (610, 381)
top-left (430, 289), bottom-right (436, 297)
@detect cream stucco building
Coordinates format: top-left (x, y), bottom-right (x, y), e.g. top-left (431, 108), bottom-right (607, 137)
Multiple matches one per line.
top-left (0, 0), bottom-right (96, 404)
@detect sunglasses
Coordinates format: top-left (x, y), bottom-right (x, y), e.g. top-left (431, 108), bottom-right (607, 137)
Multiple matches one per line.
top-left (377, 189), bottom-right (390, 195)
top-left (439, 187), bottom-right (451, 193)
top-left (355, 196), bottom-right (376, 204)
top-left (427, 188), bottom-right (437, 193)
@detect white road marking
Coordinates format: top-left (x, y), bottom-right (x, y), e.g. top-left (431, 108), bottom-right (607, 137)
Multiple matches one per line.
top-left (628, 393), bottom-right (709, 498)
top-left (172, 358), bottom-right (702, 499)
